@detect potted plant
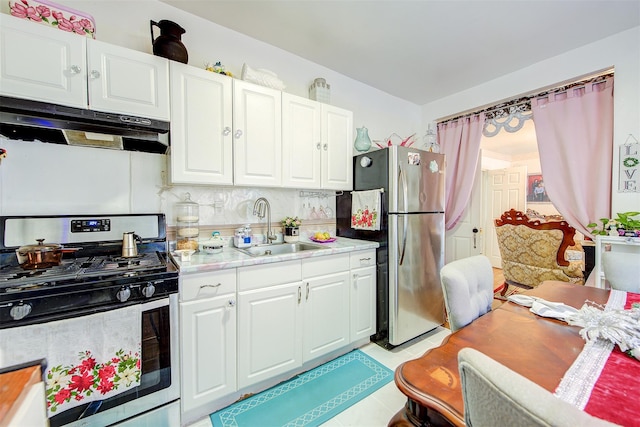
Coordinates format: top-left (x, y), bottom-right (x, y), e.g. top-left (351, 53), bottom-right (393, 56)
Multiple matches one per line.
top-left (281, 216), bottom-right (302, 243)
top-left (586, 211), bottom-right (640, 237)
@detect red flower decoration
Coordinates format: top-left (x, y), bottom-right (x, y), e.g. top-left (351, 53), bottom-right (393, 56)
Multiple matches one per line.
top-left (70, 372), bottom-right (93, 392)
top-left (98, 365), bottom-right (115, 380)
top-left (54, 388), bottom-right (71, 404)
top-left (80, 357), bottom-right (96, 372)
top-left (97, 380), bottom-right (114, 394)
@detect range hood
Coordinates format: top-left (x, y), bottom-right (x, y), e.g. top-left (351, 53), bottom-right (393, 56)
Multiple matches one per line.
top-left (0, 96), bottom-right (170, 154)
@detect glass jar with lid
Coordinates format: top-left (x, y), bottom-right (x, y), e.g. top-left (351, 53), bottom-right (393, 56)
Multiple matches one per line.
top-left (175, 193), bottom-right (200, 251)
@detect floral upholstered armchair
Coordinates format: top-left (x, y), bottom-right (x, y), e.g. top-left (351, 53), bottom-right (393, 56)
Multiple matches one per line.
top-left (494, 209), bottom-right (584, 295)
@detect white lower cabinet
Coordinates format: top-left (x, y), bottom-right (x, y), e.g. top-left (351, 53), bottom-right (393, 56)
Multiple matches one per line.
top-left (180, 270), bottom-right (237, 415)
top-left (349, 250), bottom-right (377, 342)
top-left (237, 261), bottom-right (303, 389)
top-left (302, 255), bottom-right (350, 361)
top-left (178, 248), bottom-right (377, 419)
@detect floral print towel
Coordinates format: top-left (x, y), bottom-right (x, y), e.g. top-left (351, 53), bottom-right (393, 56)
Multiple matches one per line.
top-left (351, 189), bottom-right (381, 231)
top-left (0, 305), bottom-right (141, 418)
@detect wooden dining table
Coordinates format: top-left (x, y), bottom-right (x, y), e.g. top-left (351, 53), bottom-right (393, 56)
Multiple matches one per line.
top-left (390, 281), bottom-right (635, 427)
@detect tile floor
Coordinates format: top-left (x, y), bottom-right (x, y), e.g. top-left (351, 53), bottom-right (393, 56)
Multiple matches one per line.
top-left (188, 326), bottom-right (452, 427)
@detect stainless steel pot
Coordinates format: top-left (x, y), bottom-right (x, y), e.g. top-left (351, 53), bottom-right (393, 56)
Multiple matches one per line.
top-left (16, 239), bottom-right (79, 269)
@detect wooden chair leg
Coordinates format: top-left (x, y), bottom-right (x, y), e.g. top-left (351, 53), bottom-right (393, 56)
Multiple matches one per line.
top-left (500, 282), bottom-right (509, 296)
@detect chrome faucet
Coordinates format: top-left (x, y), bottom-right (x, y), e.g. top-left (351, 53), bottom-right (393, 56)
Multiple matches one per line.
top-left (253, 197), bottom-right (277, 243)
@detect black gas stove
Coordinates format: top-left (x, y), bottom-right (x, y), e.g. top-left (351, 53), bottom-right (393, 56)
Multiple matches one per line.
top-left (0, 214), bottom-right (178, 328)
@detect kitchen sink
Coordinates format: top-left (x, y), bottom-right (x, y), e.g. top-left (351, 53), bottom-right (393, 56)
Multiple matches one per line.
top-left (236, 242), bottom-right (323, 257)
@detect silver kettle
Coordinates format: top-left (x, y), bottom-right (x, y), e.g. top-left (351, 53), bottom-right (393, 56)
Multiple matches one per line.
top-left (122, 232), bottom-right (141, 257)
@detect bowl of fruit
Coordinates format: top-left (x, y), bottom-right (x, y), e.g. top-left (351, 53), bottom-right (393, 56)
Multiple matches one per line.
top-left (310, 232), bottom-right (336, 243)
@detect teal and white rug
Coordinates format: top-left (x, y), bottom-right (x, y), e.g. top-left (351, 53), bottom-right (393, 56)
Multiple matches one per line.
top-left (210, 349), bottom-right (393, 427)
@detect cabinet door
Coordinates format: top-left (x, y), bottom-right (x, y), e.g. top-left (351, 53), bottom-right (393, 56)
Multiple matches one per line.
top-left (237, 282), bottom-right (303, 388)
top-left (350, 266), bottom-right (376, 342)
top-left (181, 294), bottom-right (237, 413)
top-left (0, 15), bottom-right (87, 108)
top-left (303, 271), bottom-right (350, 362)
top-left (169, 62), bottom-right (233, 184)
top-left (87, 39), bottom-right (170, 120)
top-left (282, 93), bottom-right (321, 189)
top-left (321, 105), bottom-right (353, 190)
top-left (233, 80), bottom-right (282, 187)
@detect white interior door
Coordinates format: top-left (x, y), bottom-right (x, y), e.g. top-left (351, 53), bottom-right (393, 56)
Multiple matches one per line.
top-left (445, 153), bottom-right (483, 263)
top-left (484, 166), bottom-right (527, 268)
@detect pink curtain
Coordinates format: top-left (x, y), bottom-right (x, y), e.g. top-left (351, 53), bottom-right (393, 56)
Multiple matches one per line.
top-left (438, 113), bottom-right (485, 230)
top-left (531, 76), bottom-right (614, 238)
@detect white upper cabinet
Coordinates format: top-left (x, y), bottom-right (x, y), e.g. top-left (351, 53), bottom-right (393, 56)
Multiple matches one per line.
top-left (282, 94), bottom-right (354, 190)
top-left (0, 15), bottom-right (169, 120)
top-left (233, 80), bottom-right (282, 187)
top-left (321, 104), bottom-right (353, 190)
top-left (169, 62), bottom-right (233, 185)
top-left (282, 93), bottom-right (322, 188)
top-left (0, 14), bottom-right (87, 108)
top-left (87, 39), bottom-right (170, 120)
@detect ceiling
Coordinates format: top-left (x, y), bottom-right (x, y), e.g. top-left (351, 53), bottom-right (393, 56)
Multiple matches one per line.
top-left (160, 0), bottom-right (639, 106)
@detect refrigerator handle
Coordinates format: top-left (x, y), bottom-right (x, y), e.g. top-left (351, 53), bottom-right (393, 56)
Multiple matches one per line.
top-left (399, 162), bottom-right (408, 213)
top-left (398, 214), bottom-right (408, 265)
top-left (398, 163), bottom-right (408, 265)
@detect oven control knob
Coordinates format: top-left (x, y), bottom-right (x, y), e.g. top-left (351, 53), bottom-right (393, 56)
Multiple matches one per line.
top-left (142, 283), bottom-right (156, 298)
top-left (116, 287), bottom-right (131, 302)
top-left (10, 303), bottom-right (32, 320)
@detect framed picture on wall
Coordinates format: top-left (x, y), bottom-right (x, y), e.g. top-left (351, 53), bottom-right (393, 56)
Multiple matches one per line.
top-left (527, 174), bottom-right (551, 203)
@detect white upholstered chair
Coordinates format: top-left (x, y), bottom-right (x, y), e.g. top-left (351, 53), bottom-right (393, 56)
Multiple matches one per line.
top-left (601, 251), bottom-right (640, 292)
top-left (457, 347), bottom-right (617, 427)
top-left (440, 255), bottom-right (494, 332)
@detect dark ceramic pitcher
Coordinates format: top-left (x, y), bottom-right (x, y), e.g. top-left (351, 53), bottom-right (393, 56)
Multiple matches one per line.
top-left (150, 20), bottom-right (188, 63)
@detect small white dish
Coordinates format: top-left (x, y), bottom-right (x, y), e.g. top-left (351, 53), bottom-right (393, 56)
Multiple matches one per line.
top-left (201, 243), bottom-right (223, 254)
top-left (173, 249), bottom-right (196, 262)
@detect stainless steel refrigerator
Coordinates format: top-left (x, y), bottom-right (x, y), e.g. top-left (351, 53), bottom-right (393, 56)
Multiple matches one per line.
top-left (337, 146), bottom-right (445, 348)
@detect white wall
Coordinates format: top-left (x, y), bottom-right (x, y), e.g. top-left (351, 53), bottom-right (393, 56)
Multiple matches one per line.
top-left (0, 0), bottom-right (421, 225)
top-left (423, 26), bottom-right (640, 215)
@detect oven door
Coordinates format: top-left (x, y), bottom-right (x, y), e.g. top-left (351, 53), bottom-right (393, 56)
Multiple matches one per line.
top-left (0, 295), bottom-right (180, 427)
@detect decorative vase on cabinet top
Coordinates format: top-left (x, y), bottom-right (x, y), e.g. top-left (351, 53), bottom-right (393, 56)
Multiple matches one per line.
top-left (354, 126), bottom-right (372, 152)
top-left (150, 19), bottom-right (188, 64)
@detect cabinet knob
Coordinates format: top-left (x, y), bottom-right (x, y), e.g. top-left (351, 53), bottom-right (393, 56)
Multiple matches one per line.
top-left (316, 143), bottom-right (321, 150)
top-left (234, 129), bottom-right (243, 139)
top-left (90, 70), bottom-right (101, 79)
top-left (227, 299), bottom-right (236, 307)
top-left (69, 65), bottom-right (81, 74)
top-left (223, 127), bottom-right (231, 136)
top-left (323, 144), bottom-right (328, 151)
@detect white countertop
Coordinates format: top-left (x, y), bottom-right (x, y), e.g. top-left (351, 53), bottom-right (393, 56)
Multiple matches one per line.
top-left (171, 237), bottom-right (379, 274)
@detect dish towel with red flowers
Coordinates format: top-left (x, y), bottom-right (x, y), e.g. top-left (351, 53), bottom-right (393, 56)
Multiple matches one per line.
top-left (0, 305), bottom-right (141, 418)
top-left (351, 189), bottom-right (381, 231)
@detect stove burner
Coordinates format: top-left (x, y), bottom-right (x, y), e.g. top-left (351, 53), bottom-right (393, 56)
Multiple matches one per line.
top-left (0, 252), bottom-right (170, 291)
top-left (5, 282), bottom-right (48, 292)
top-left (104, 259), bottom-right (142, 269)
